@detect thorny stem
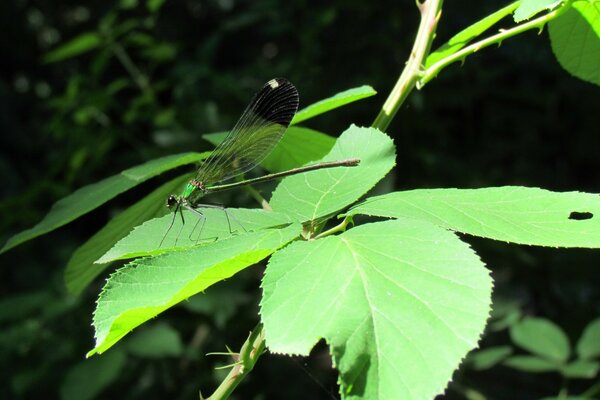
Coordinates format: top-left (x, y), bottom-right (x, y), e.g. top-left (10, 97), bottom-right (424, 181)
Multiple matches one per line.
top-left (419, 1), bottom-right (572, 85)
top-left (372, 0), bottom-right (443, 132)
top-left (202, 323), bottom-right (266, 400)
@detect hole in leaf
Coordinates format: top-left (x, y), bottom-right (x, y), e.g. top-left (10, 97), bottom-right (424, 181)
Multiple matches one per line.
top-left (569, 211), bottom-right (593, 221)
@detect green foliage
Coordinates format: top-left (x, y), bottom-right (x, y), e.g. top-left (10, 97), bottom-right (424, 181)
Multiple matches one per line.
top-left (348, 187), bottom-right (600, 247)
top-left (510, 318), bottom-right (571, 362)
top-left (64, 174), bottom-right (191, 295)
top-left (502, 317), bottom-right (600, 379)
top-left (3, 0), bottom-right (600, 399)
top-left (261, 219), bottom-right (492, 399)
top-left (290, 85), bottom-right (377, 125)
top-left (549, 1), bottom-right (600, 86)
top-left (90, 223), bottom-right (301, 356)
top-left (1, 153), bottom-right (204, 254)
top-left (271, 126), bottom-right (395, 222)
top-left (514, 0), bottom-right (563, 22)
top-left (43, 32), bottom-right (103, 63)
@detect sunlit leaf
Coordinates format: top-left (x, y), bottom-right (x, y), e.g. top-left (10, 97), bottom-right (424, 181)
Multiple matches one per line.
top-left (89, 223), bottom-right (300, 356)
top-left (261, 219), bottom-right (492, 399)
top-left (349, 187), bottom-right (600, 248)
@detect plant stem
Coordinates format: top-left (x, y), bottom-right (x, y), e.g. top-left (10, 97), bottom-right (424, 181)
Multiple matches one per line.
top-left (203, 323), bottom-right (266, 400)
top-left (314, 216), bottom-right (352, 239)
top-left (372, 0), bottom-right (443, 132)
top-left (110, 42), bottom-right (155, 99)
top-left (419, 1), bottom-right (572, 85)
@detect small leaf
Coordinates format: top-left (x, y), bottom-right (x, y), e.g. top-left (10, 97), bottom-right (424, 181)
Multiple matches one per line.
top-left (467, 346), bottom-right (513, 370)
top-left (64, 174), bottom-right (190, 295)
top-left (1, 152), bottom-right (204, 254)
top-left (96, 208), bottom-right (294, 263)
top-left (349, 187), bottom-right (600, 248)
top-left (576, 318), bottom-right (600, 359)
top-left (261, 219), bottom-right (492, 399)
top-left (503, 355), bottom-right (562, 372)
top-left (270, 125), bottom-right (395, 222)
top-left (510, 318), bottom-right (570, 362)
top-left (291, 85), bottom-right (377, 125)
top-left (549, 2), bottom-right (600, 86)
top-left (514, 0), bottom-right (562, 22)
top-left (125, 323), bottom-right (184, 358)
top-left (425, 2), bottom-right (520, 68)
top-left (60, 350), bottom-right (127, 400)
top-left (89, 223), bottom-right (300, 356)
top-left (43, 32), bottom-right (102, 63)
top-left (561, 359), bottom-right (600, 378)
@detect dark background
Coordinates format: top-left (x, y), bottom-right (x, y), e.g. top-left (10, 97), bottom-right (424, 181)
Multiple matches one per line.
top-left (1, 0), bottom-right (599, 399)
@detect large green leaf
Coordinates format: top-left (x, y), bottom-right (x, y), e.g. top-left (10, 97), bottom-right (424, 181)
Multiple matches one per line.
top-left (425, 2), bottom-right (520, 68)
top-left (514, 0), bottom-right (562, 22)
top-left (203, 126), bottom-right (336, 173)
top-left (1, 152), bottom-right (205, 254)
top-left (96, 207), bottom-right (294, 263)
top-left (549, 1), bottom-right (600, 86)
top-left (89, 223), bottom-right (301, 356)
top-left (510, 317), bottom-right (571, 362)
top-left (260, 219), bottom-right (492, 400)
top-left (270, 125), bottom-right (395, 222)
top-left (291, 86), bottom-right (377, 125)
top-left (64, 174), bottom-right (190, 295)
top-left (349, 187), bottom-right (600, 248)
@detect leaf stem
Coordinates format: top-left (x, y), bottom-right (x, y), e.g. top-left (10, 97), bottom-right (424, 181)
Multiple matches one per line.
top-left (372, 0), bottom-right (443, 132)
top-left (419, 1), bottom-right (572, 86)
top-left (314, 216), bottom-right (352, 239)
top-left (203, 323), bottom-right (266, 400)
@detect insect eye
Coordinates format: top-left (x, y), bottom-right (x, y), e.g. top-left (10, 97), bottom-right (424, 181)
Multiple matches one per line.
top-left (166, 195), bottom-right (177, 208)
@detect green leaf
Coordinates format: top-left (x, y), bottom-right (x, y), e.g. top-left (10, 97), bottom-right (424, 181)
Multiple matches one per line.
top-left (64, 174), bottom-right (190, 295)
top-left (125, 323), bottom-right (184, 358)
top-left (89, 223), bottom-right (300, 356)
top-left (96, 208), bottom-right (294, 263)
top-left (425, 2), bottom-right (520, 68)
top-left (60, 350), bottom-right (126, 400)
top-left (467, 346), bottom-right (513, 370)
top-left (348, 187), bottom-right (600, 248)
top-left (514, 0), bottom-right (562, 22)
top-left (203, 126), bottom-right (336, 173)
top-left (1, 152), bottom-right (204, 254)
top-left (576, 318), bottom-right (600, 359)
top-left (261, 127), bottom-right (336, 172)
top-left (43, 32), bottom-right (102, 64)
top-left (561, 359), bottom-right (600, 378)
top-left (291, 85), bottom-right (377, 125)
top-left (503, 355), bottom-right (562, 372)
top-left (260, 219), bottom-right (492, 400)
top-left (146, 0), bottom-right (166, 12)
top-left (549, 1), bottom-right (600, 86)
top-left (510, 318), bottom-right (571, 362)
top-left (270, 125), bottom-right (395, 222)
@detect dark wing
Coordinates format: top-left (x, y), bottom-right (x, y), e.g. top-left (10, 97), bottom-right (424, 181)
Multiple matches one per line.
top-left (194, 78), bottom-right (299, 185)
